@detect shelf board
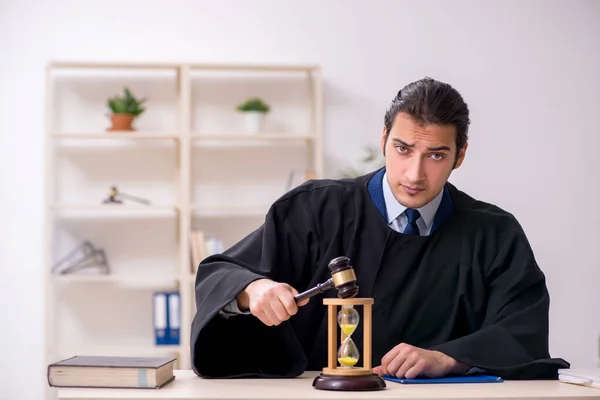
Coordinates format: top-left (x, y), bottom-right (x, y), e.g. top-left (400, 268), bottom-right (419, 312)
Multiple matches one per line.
top-left (51, 132), bottom-right (180, 140)
top-left (48, 61), bottom-right (318, 72)
top-left (52, 343), bottom-right (180, 357)
top-left (52, 133), bottom-right (311, 142)
top-left (51, 204), bottom-right (177, 209)
top-left (49, 204), bottom-right (179, 218)
top-left (192, 134), bottom-right (313, 148)
top-left (49, 61), bottom-right (181, 70)
top-left (193, 133), bottom-right (312, 141)
top-left (192, 205), bottom-right (268, 218)
top-left (51, 273), bottom-right (180, 288)
top-left (190, 63), bottom-right (319, 73)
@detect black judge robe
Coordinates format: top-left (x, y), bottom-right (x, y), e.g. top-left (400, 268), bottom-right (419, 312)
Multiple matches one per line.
top-left (190, 168), bottom-right (569, 380)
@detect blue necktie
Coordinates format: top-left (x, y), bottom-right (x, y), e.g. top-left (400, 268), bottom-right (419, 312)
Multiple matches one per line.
top-left (403, 208), bottom-right (421, 235)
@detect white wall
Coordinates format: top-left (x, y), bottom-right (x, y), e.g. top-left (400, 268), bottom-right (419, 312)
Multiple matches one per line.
top-left (1, 0), bottom-right (599, 398)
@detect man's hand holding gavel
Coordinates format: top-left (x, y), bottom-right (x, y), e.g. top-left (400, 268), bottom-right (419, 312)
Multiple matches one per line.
top-left (236, 256), bottom-right (358, 327)
top-left (236, 279), bottom-right (310, 326)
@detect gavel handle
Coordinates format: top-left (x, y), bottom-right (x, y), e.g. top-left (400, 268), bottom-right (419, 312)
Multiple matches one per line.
top-left (294, 278), bottom-right (334, 303)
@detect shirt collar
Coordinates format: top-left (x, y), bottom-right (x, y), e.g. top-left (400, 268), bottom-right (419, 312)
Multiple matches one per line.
top-left (382, 171), bottom-right (444, 231)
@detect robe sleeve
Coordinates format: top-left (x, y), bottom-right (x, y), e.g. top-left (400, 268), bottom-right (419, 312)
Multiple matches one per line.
top-left (430, 224), bottom-right (570, 379)
top-left (190, 196), bottom-right (314, 378)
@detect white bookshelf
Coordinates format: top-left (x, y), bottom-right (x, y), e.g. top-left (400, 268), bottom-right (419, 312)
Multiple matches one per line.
top-left (44, 61), bottom-right (323, 385)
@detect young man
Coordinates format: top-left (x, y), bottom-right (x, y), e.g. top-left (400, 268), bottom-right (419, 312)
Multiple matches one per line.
top-left (190, 77), bottom-right (569, 380)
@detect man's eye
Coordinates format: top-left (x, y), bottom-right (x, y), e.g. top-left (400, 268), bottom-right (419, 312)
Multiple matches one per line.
top-left (395, 146), bottom-right (407, 153)
top-left (430, 153), bottom-right (444, 160)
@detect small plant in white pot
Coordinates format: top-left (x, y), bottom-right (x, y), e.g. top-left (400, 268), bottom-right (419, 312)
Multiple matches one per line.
top-left (236, 97), bottom-right (270, 134)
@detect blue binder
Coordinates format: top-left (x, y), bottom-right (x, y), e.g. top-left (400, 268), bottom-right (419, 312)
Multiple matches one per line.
top-left (382, 374), bottom-right (504, 384)
top-left (167, 292), bottom-right (180, 345)
top-left (152, 292), bottom-right (168, 346)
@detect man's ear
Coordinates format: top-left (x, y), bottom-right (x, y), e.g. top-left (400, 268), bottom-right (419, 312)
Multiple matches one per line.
top-left (381, 127), bottom-right (387, 156)
top-left (453, 141), bottom-right (468, 169)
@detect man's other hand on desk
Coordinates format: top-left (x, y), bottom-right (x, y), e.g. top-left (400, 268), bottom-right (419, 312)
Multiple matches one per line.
top-left (373, 343), bottom-right (471, 379)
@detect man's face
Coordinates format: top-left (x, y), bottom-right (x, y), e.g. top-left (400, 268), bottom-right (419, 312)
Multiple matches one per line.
top-left (380, 112), bottom-right (467, 209)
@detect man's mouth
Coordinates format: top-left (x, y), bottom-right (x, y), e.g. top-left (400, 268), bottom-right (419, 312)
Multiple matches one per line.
top-left (402, 185), bottom-right (424, 195)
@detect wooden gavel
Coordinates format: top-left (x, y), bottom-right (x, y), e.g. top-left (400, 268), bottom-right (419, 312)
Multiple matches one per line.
top-left (294, 256), bottom-right (359, 303)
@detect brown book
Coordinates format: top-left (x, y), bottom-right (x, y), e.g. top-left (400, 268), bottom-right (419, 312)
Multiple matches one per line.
top-left (47, 355), bottom-right (177, 389)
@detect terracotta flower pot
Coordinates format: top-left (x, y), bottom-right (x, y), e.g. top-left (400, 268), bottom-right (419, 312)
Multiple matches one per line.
top-left (107, 114), bottom-right (135, 131)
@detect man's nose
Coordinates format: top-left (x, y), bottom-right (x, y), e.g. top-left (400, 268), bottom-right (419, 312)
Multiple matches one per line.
top-left (405, 156), bottom-right (425, 183)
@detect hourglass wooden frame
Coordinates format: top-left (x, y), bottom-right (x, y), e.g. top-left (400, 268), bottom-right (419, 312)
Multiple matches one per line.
top-left (323, 297), bottom-right (374, 376)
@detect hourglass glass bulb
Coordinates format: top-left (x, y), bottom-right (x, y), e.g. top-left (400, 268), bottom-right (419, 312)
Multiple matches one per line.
top-left (337, 305), bottom-right (359, 336)
top-left (338, 337), bottom-right (360, 367)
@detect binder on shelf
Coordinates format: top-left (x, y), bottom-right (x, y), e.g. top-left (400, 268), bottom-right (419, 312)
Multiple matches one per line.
top-left (167, 292), bottom-right (180, 345)
top-left (153, 291), bottom-right (181, 346)
top-left (153, 292), bottom-right (168, 346)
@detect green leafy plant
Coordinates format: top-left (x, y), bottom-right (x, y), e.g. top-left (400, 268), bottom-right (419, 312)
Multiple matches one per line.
top-left (107, 87), bottom-right (146, 116)
top-left (339, 145), bottom-right (385, 178)
top-left (236, 97), bottom-right (270, 113)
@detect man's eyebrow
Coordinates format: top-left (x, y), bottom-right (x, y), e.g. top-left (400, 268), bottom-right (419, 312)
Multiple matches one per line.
top-left (427, 145), bottom-right (451, 152)
top-left (392, 138), bottom-right (414, 148)
top-left (391, 138), bottom-right (451, 152)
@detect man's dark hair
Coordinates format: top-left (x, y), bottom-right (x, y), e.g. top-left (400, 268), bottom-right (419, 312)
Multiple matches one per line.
top-left (384, 77), bottom-right (470, 164)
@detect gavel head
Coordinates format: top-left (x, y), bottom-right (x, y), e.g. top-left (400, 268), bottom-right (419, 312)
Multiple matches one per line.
top-left (328, 256), bottom-right (359, 299)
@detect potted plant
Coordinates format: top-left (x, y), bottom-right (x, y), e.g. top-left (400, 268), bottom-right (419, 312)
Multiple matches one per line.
top-left (236, 97), bottom-right (270, 134)
top-left (339, 145), bottom-right (385, 178)
top-left (106, 87), bottom-right (146, 131)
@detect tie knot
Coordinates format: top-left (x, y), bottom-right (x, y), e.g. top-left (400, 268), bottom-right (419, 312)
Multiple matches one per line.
top-left (405, 208), bottom-right (420, 224)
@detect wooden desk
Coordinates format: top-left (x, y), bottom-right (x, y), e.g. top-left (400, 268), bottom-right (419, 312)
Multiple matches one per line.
top-left (55, 370), bottom-right (600, 400)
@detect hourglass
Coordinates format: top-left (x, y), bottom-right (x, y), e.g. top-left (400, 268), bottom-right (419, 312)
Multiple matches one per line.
top-left (312, 296), bottom-right (386, 391)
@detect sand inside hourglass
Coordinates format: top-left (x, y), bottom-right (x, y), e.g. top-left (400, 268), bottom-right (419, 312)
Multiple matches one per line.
top-left (339, 323), bottom-right (357, 336)
top-left (338, 356), bottom-right (359, 366)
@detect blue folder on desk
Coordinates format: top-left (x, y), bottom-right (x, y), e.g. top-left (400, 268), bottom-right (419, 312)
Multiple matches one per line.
top-left (383, 374), bottom-right (504, 384)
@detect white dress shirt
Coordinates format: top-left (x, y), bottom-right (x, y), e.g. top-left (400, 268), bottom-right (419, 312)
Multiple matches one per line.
top-left (382, 172), bottom-right (443, 235)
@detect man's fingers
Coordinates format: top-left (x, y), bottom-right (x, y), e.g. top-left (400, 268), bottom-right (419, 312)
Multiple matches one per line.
top-left (405, 360), bottom-right (427, 379)
top-left (387, 345), bottom-right (416, 377)
top-left (298, 298), bottom-right (310, 306)
top-left (380, 346), bottom-right (401, 369)
top-left (382, 344), bottom-right (409, 373)
top-left (280, 290), bottom-right (300, 316)
top-left (255, 310), bottom-right (272, 326)
top-left (386, 353), bottom-right (408, 377)
top-left (271, 298), bottom-right (291, 322)
top-left (396, 352), bottom-right (419, 378)
top-left (289, 287), bottom-right (310, 308)
top-left (262, 305), bottom-right (279, 326)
